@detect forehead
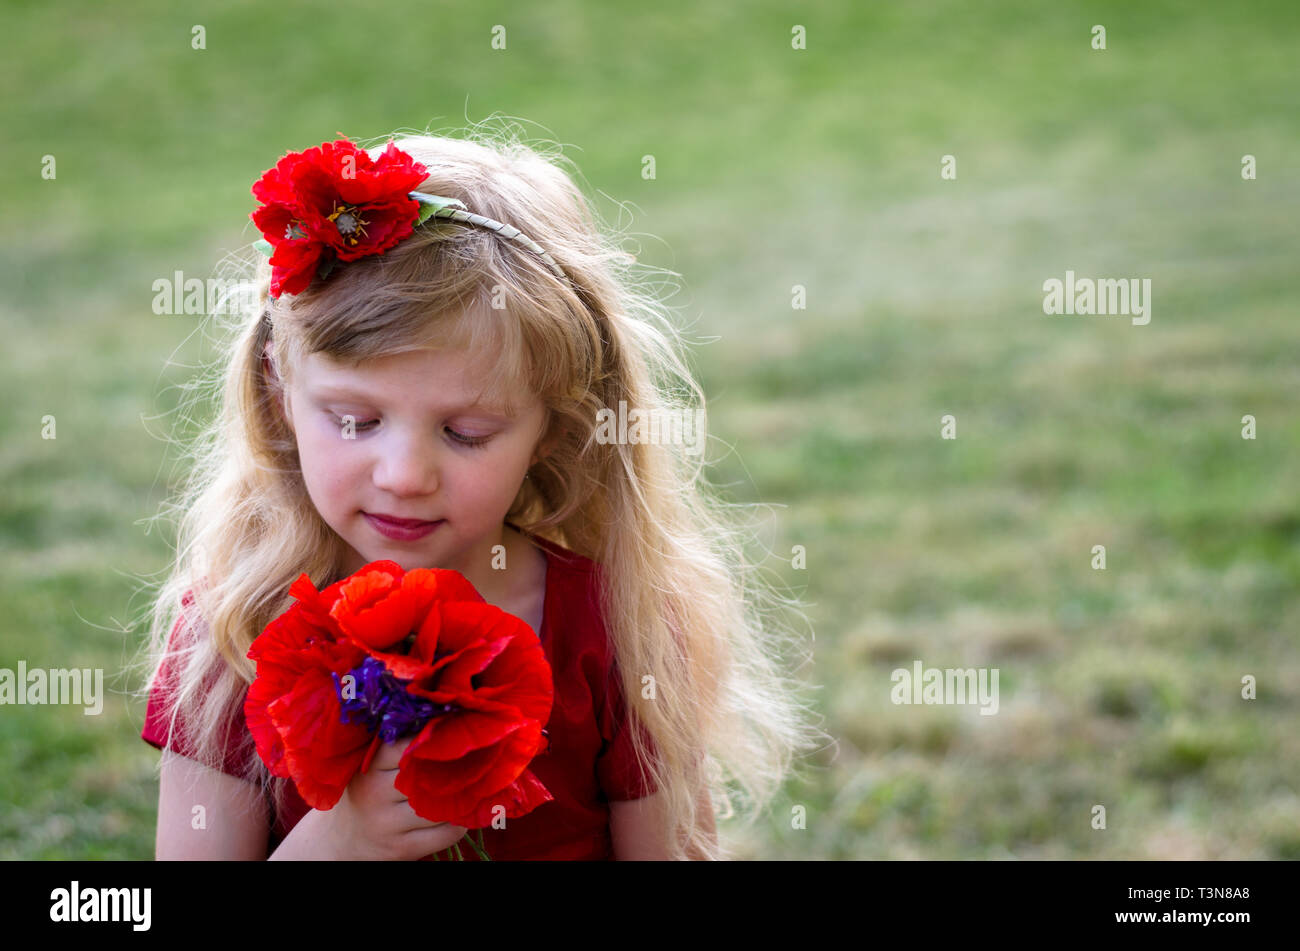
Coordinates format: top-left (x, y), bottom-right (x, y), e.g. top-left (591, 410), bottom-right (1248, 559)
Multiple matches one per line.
top-left (298, 346), bottom-right (526, 416)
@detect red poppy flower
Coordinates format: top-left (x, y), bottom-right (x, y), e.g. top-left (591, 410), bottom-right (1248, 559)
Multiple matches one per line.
top-left (244, 560), bottom-right (554, 830)
top-left (244, 573), bottom-right (371, 806)
top-left (394, 598), bottom-right (556, 827)
top-left (250, 139), bottom-right (430, 297)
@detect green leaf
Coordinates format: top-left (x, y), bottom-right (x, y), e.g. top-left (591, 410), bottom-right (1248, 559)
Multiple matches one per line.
top-left (316, 255), bottom-right (340, 281)
top-left (254, 238), bottom-right (274, 258)
top-left (411, 192), bottom-right (466, 226)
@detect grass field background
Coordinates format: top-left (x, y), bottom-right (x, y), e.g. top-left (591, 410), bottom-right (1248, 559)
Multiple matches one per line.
top-left (1, 0), bottom-right (1297, 858)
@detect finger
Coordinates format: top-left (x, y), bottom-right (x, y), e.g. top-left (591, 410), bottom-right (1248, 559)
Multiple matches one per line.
top-left (398, 812), bottom-right (450, 833)
top-left (402, 824), bottom-right (468, 855)
top-left (395, 802), bottom-right (464, 834)
top-left (395, 798), bottom-right (452, 830)
top-left (370, 736), bottom-right (414, 772)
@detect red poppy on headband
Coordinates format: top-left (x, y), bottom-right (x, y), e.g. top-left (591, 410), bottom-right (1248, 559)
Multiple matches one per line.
top-left (250, 139), bottom-right (430, 297)
top-left (244, 560), bottom-right (555, 829)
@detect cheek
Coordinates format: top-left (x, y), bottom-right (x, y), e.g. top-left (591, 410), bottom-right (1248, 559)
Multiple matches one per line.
top-left (297, 422), bottom-right (363, 507)
top-left (453, 449), bottom-right (526, 508)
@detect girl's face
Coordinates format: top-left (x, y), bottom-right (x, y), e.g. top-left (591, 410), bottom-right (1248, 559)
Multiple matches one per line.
top-left (278, 344), bottom-right (548, 579)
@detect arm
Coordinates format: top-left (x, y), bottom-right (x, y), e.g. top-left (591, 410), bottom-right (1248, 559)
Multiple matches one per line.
top-left (155, 749), bottom-right (271, 860)
top-left (157, 740), bottom-right (467, 861)
top-left (610, 788), bottom-right (718, 860)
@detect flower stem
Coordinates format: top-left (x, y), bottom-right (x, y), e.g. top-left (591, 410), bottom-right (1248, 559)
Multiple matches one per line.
top-left (465, 829), bottom-right (492, 861)
top-left (451, 841), bottom-right (464, 861)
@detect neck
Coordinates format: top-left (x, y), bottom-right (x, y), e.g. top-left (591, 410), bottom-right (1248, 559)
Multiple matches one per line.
top-left (443, 524), bottom-right (511, 602)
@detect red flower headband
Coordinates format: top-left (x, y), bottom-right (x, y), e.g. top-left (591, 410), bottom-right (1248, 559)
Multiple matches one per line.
top-left (250, 138), bottom-right (569, 298)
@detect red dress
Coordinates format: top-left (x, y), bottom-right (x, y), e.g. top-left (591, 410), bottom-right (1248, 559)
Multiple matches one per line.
top-left (141, 531), bottom-right (659, 860)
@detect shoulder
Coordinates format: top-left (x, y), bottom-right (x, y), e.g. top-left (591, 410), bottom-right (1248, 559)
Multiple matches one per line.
top-left (167, 585), bottom-right (208, 644)
top-left (147, 582), bottom-right (237, 710)
top-left (528, 531), bottom-right (599, 578)
top-left (525, 532), bottom-right (618, 661)
top-left (151, 588), bottom-right (203, 674)
top-left (528, 532), bottom-right (604, 611)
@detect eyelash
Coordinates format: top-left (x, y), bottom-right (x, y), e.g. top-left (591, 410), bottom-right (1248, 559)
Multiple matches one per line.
top-left (333, 417), bottom-right (492, 449)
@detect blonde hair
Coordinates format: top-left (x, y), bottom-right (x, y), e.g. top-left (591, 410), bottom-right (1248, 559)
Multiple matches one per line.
top-left (133, 120), bottom-right (827, 860)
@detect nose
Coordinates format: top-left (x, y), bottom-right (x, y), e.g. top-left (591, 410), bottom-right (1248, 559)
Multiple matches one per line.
top-left (371, 427), bottom-right (440, 499)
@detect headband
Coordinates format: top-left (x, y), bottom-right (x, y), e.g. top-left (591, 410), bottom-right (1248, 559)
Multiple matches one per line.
top-left (250, 138), bottom-right (570, 298)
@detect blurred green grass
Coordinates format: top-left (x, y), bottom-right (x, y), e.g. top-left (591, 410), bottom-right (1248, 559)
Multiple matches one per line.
top-left (1, 0), bottom-right (1297, 858)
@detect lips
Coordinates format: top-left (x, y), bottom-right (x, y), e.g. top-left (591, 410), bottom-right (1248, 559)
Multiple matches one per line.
top-left (364, 513), bottom-right (445, 541)
top-left (366, 513), bottom-right (439, 527)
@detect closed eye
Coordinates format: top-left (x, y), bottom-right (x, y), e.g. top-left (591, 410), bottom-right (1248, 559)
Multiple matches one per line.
top-left (334, 415), bottom-right (378, 433)
top-left (447, 428), bottom-right (492, 449)
top-left (332, 415), bottom-right (491, 448)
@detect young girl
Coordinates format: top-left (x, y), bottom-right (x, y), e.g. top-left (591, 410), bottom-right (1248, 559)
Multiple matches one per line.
top-left (136, 126), bottom-right (823, 860)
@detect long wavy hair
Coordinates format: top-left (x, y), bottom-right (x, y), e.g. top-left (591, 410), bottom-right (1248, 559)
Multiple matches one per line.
top-left (133, 122), bottom-right (826, 860)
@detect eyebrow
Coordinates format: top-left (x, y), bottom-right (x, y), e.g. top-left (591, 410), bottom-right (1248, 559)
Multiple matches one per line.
top-left (308, 383), bottom-right (516, 418)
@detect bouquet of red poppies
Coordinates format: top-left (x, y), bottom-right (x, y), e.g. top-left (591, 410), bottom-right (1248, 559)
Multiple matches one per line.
top-left (245, 560), bottom-right (554, 860)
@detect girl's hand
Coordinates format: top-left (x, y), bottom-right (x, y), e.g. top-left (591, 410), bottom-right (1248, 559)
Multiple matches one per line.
top-left (316, 736), bottom-right (468, 860)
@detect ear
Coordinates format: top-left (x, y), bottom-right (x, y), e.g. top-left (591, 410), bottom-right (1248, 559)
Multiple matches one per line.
top-left (530, 413), bottom-right (564, 467)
